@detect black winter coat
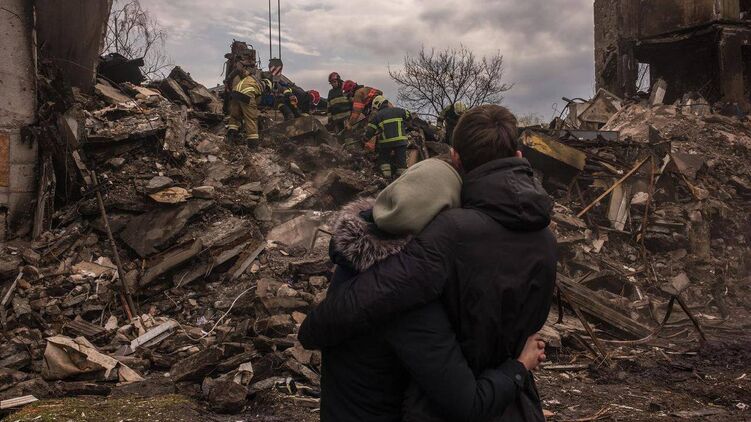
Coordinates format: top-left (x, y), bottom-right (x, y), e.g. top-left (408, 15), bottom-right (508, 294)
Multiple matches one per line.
top-left (300, 157), bottom-right (558, 421)
top-left (318, 199), bottom-right (530, 422)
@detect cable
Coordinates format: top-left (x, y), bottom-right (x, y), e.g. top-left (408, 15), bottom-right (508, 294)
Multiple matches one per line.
top-left (176, 285), bottom-right (255, 341)
top-left (277, 0), bottom-right (282, 59)
top-left (268, 0), bottom-right (273, 62)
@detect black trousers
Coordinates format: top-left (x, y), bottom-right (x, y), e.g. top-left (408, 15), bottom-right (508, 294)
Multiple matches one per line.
top-left (376, 144), bottom-right (407, 178)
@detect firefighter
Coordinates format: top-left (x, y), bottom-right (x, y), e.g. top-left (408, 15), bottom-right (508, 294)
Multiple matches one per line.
top-left (227, 69), bottom-right (262, 145)
top-left (327, 72), bottom-right (352, 132)
top-left (308, 90), bottom-right (322, 112)
top-left (342, 80), bottom-right (382, 127)
top-left (364, 96), bottom-right (411, 178)
top-left (277, 84), bottom-right (311, 121)
top-left (437, 101), bottom-right (468, 146)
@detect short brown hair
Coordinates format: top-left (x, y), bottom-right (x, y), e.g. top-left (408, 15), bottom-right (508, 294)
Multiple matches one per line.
top-left (452, 105), bottom-right (518, 172)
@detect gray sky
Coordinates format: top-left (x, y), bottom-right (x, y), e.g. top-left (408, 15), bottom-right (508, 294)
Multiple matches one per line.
top-left (142, 0), bottom-right (596, 119)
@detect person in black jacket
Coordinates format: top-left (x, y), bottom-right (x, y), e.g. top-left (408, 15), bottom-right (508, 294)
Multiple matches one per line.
top-left (300, 105), bottom-right (557, 422)
top-left (318, 158), bottom-right (547, 422)
top-left (364, 96), bottom-right (411, 178)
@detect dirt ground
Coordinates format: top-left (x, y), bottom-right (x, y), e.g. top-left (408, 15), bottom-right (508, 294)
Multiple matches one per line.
top-left (5, 336), bottom-right (748, 422)
top-left (537, 338), bottom-right (751, 421)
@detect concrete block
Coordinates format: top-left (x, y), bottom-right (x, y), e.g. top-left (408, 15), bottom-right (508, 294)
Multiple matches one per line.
top-left (9, 132), bottom-right (37, 164)
top-left (9, 163), bottom-right (36, 193)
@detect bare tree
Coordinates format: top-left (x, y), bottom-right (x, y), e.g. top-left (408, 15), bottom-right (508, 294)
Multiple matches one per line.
top-left (102, 0), bottom-right (171, 80)
top-left (388, 45), bottom-right (512, 118)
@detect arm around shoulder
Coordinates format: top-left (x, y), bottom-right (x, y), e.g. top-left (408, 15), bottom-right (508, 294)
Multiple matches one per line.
top-left (298, 212), bottom-right (459, 350)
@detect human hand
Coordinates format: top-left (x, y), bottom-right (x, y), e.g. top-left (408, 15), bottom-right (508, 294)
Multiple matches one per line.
top-left (517, 334), bottom-right (546, 371)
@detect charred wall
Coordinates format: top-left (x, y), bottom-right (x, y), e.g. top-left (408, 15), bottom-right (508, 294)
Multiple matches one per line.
top-left (0, 0), bottom-right (37, 238)
top-left (595, 0), bottom-right (750, 107)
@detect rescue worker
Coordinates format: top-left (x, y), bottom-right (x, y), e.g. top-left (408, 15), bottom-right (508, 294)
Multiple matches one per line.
top-left (437, 101), bottom-right (468, 145)
top-left (308, 90), bottom-right (322, 112)
top-left (343, 80), bottom-right (382, 127)
top-left (326, 72), bottom-right (352, 132)
top-left (257, 78), bottom-right (275, 109)
top-left (277, 84), bottom-right (310, 121)
top-left (227, 68), bottom-right (262, 145)
top-left (364, 96), bottom-right (411, 178)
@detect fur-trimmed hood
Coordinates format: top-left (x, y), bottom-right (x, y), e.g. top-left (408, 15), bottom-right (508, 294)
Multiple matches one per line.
top-left (330, 198), bottom-right (410, 272)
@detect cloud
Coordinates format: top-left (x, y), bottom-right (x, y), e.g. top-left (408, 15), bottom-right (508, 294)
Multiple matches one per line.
top-left (139, 0), bottom-right (595, 117)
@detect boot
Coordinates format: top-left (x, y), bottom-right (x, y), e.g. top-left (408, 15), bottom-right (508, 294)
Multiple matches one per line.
top-left (225, 128), bottom-right (239, 143)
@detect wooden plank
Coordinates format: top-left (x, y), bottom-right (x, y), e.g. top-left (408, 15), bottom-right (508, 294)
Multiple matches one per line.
top-left (557, 273), bottom-right (652, 339)
top-left (0, 395), bottom-right (38, 409)
top-left (577, 156), bottom-right (649, 218)
top-left (140, 239), bottom-right (203, 287)
top-left (226, 239), bottom-right (265, 281)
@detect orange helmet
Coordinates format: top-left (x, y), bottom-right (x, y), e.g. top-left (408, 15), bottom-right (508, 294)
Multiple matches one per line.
top-left (342, 80), bottom-right (356, 94)
top-left (308, 90), bottom-right (321, 106)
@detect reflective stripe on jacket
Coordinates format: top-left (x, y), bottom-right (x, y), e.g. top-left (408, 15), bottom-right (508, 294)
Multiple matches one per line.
top-left (364, 106), bottom-right (411, 147)
top-left (328, 87), bottom-right (352, 121)
top-left (234, 76), bottom-right (261, 98)
top-left (350, 86), bottom-right (382, 123)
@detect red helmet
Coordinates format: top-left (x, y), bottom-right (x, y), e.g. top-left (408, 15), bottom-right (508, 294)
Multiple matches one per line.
top-left (328, 72), bottom-right (341, 83)
top-left (308, 90), bottom-right (321, 106)
top-left (342, 80), bottom-right (356, 94)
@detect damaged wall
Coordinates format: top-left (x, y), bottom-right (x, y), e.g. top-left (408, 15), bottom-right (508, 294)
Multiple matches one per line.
top-left (0, 0), bottom-right (38, 238)
top-left (35, 0), bottom-right (112, 92)
top-left (0, 0), bottom-right (113, 239)
top-left (595, 0), bottom-right (750, 107)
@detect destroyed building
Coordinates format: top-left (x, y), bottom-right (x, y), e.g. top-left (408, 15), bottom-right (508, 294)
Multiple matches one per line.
top-left (595, 0), bottom-right (751, 107)
top-left (0, 0), bottom-right (750, 420)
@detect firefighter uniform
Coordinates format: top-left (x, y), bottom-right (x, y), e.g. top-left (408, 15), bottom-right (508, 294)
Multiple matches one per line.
top-left (365, 104), bottom-right (411, 178)
top-left (349, 85), bottom-right (383, 125)
top-left (327, 86), bottom-right (352, 132)
top-left (227, 75), bottom-right (261, 143)
top-left (277, 86), bottom-right (310, 121)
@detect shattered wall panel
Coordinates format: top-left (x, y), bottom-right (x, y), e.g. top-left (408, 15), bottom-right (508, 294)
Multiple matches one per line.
top-left (35, 0), bottom-right (113, 92)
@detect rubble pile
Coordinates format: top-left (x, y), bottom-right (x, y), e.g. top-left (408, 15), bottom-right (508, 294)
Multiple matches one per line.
top-left (0, 65), bottom-right (385, 414)
top-left (526, 97), bottom-right (751, 381)
top-left (1, 61), bottom-right (750, 419)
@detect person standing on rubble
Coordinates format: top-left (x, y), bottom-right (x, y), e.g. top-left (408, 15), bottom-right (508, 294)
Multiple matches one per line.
top-left (342, 80), bottom-right (382, 128)
top-left (326, 72), bottom-right (352, 132)
top-left (226, 68), bottom-right (262, 145)
top-left (438, 101), bottom-right (468, 146)
top-left (300, 104), bottom-right (557, 422)
top-left (364, 96), bottom-right (411, 178)
top-left (303, 156), bottom-right (548, 421)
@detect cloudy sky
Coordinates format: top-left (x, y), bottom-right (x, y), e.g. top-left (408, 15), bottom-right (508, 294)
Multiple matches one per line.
top-left (141, 0), bottom-right (596, 119)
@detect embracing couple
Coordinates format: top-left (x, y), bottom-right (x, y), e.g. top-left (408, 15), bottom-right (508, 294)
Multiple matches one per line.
top-left (299, 105), bottom-right (557, 422)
